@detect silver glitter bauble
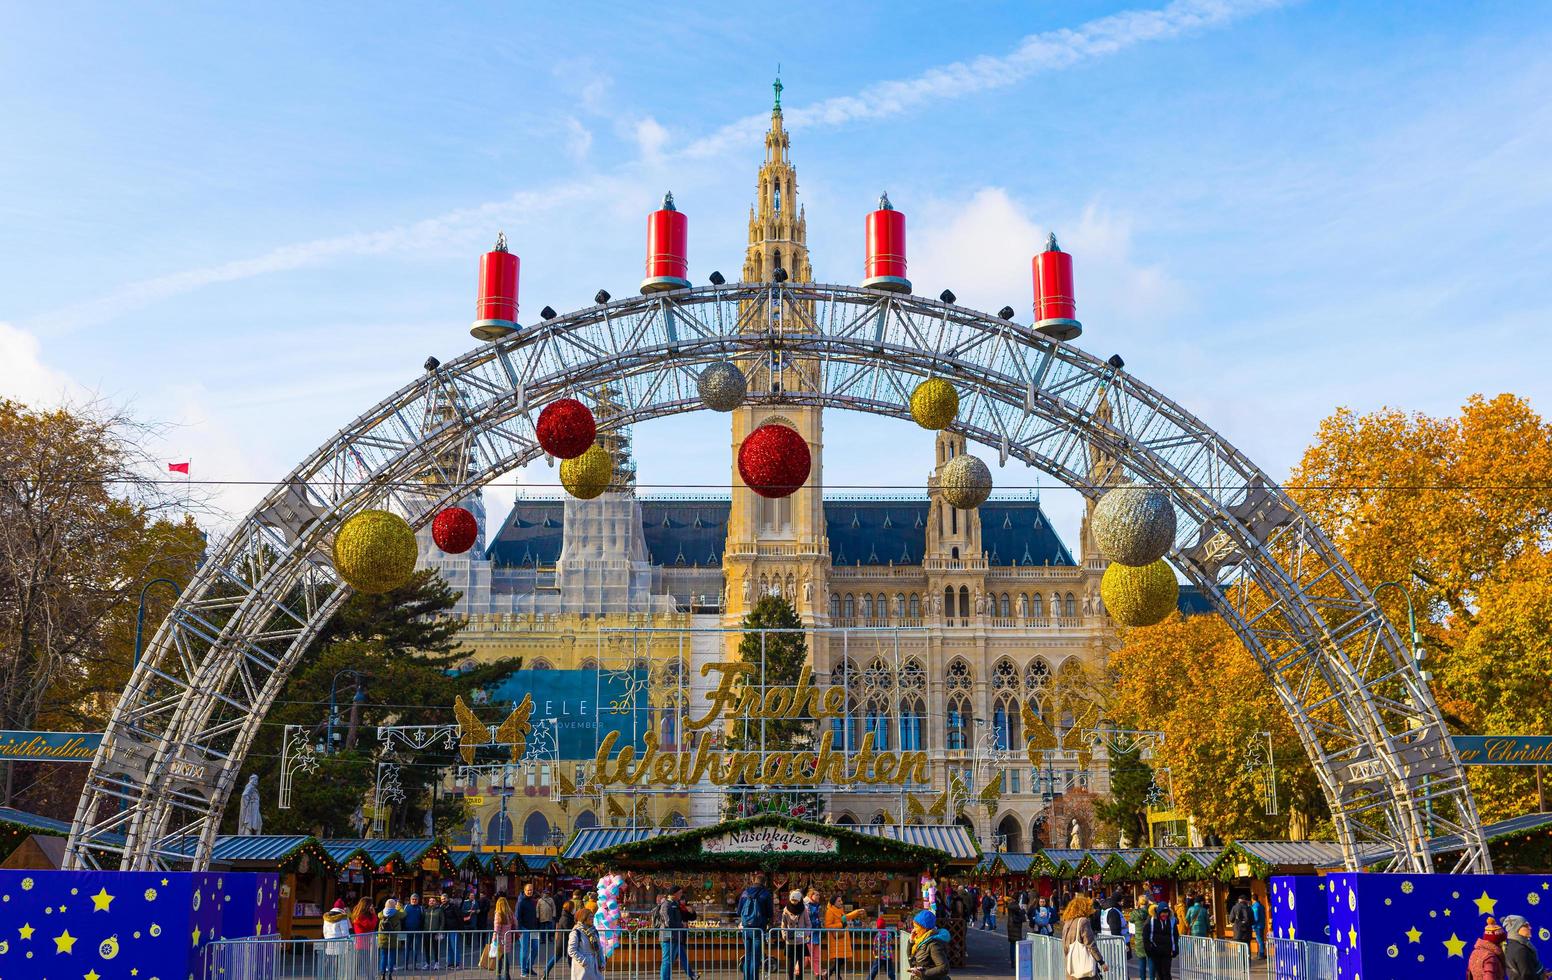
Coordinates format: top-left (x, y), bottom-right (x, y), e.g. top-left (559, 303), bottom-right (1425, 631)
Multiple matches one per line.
top-left (1093, 482), bottom-right (1177, 566)
top-left (940, 454), bottom-right (992, 510)
top-left (697, 361), bottom-right (747, 412)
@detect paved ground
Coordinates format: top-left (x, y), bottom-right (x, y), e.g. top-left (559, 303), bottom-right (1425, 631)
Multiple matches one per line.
top-left (956, 920), bottom-right (1274, 979)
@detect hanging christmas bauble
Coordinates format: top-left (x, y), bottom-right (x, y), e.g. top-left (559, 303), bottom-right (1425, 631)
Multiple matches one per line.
top-left (560, 444), bottom-right (613, 499)
top-left (697, 361), bottom-right (747, 412)
top-left (333, 509), bottom-right (418, 594)
top-left (939, 453), bottom-right (992, 509)
top-left (738, 423), bottom-right (811, 498)
top-left (535, 398), bottom-right (597, 459)
top-left (909, 378), bottom-right (959, 430)
top-left (1100, 559), bottom-right (1179, 628)
top-left (431, 506), bottom-right (479, 554)
top-left (1092, 482), bottom-right (1177, 566)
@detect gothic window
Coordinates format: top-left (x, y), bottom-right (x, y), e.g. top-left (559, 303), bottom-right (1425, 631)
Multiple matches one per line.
top-left (871, 812), bottom-right (887, 826)
top-left (1031, 593), bottom-right (1044, 618)
top-left (774, 185), bottom-right (782, 213)
top-left (958, 586), bottom-right (970, 618)
top-left (830, 594), bottom-right (841, 619)
top-left (951, 508), bottom-right (958, 534)
top-left (951, 546), bottom-right (959, 559)
top-left (1024, 658), bottom-right (1051, 690)
top-left (844, 594), bottom-right (855, 619)
top-left (575, 810), bottom-right (599, 830)
top-left (864, 657), bottom-right (893, 690)
top-left (943, 587), bottom-right (954, 617)
top-left (861, 594), bottom-right (873, 621)
top-left (1064, 593), bottom-right (1078, 618)
top-left (901, 698), bottom-right (925, 751)
top-left (999, 593), bottom-right (1011, 617)
top-left (876, 593), bottom-right (887, 621)
top-left (946, 695), bottom-right (971, 750)
top-left (865, 700), bottom-right (891, 751)
top-left (774, 249), bottom-right (783, 275)
top-left (522, 811), bottom-right (551, 846)
top-left (909, 594), bottom-right (921, 619)
top-left (895, 593), bottom-right (906, 618)
top-left (486, 812), bottom-right (514, 847)
top-left (992, 700), bottom-right (1012, 751)
top-left (530, 659), bottom-right (552, 670)
top-left (580, 658), bottom-right (599, 671)
top-left (947, 657), bottom-right (972, 690)
top-left (901, 657), bottom-right (926, 691)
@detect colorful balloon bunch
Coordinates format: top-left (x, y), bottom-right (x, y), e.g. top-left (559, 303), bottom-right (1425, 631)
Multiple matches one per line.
top-left (594, 872), bottom-right (627, 959)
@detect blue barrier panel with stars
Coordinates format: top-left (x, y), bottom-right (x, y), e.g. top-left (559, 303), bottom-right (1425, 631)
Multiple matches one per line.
top-left (1270, 874), bottom-right (1334, 951)
top-left (0, 869), bottom-right (278, 980)
top-left (1323, 871), bottom-right (1552, 980)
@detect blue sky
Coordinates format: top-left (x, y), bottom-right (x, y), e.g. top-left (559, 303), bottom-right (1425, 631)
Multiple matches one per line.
top-left (3, 1), bottom-right (1550, 544)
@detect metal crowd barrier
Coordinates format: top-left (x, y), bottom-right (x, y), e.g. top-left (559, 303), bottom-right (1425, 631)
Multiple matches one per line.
top-left (1176, 934), bottom-right (1251, 980)
top-left (1267, 936), bottom-right (1338, 980)
top-left (204, 926), bottom-right (902, 980)
top-left (1015, 934), bottom-right (1125, 980)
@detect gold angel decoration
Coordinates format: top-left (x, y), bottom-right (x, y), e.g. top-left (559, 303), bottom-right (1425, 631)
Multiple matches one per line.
top-left (558, 768), bottom-right (578, 796)
top-left (606, 795), bottom-right (629, 818)
top-left (907, 795), bottom-right (927, 820)
top-left (1020, 694), bottom-right (1102, 769)
top-left (979, 771), bottom-right (1004, 811)
top-left (926, 790), bottom-right (948, 819)
top-left (453, 693), bottom-right (535, 764)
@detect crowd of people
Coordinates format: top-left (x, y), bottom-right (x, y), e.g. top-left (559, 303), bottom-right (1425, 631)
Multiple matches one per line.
top-left (1467, 914), bottom-right (1551, 980)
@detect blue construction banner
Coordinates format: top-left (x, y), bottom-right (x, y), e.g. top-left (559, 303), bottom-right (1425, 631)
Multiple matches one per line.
top-left (485, 669), bottom-right (652, 760)
top-left (1451, 735), bottom-right (1552, 764)
top-left (0, 730), bottom-right (102, 762)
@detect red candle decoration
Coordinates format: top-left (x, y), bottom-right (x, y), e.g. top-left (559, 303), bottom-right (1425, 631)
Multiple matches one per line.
top-left (1031, 232), bottom-right (1082, 340)
top-left (431, 506), bottom-right (479, 554)
top-left (471, 232), bottom-right (521, 340)
top-left (535, 398), bottom-right (597, 459)
top-left (641, 192), bottom-right (690, 293)
top-left (863, 192), bottom-right (910, 293)
top-left (738, 423), bottom-right (811, 498)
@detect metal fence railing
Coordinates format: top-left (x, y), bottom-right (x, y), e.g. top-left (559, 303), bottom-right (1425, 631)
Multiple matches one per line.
top-left (1267, 936), bottom-right (1338, 980)
top-left (204, 926), bottom-right (903, 980)
top-left (1176, 934), bottom-right (1251, 980)
top-left (1016, 934), bottom-right (1125, 980)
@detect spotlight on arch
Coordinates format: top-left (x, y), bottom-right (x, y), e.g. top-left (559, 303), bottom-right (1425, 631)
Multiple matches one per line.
top-left (709, 271), bottom-right (726, 285)
top-left (773, 267), bottom-right (789, 282)
top-left (423, 356), bottom-right (440, 372)
top-left (939, 289), bottom-right (957, 304)
top-left (998, 306), bottom-right (1015, 320)
top-left (1107, 354), bottom-right (1125, 370)
top-left (540, 306), bottom-right (557, 320)
top-left (594, 289), bottom-right (611, 305)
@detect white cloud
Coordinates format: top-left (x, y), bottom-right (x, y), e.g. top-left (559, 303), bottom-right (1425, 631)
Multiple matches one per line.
top-left (564, 117), bottom-right (593, 163)
top-left (635, 116), bottom-right (669, 163)
top-left (0, 320), bottom-right (80, 406)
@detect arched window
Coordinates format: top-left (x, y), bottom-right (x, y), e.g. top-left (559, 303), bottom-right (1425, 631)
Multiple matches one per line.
top-left (530, 659), bottom-right (553, 670)
top-left (959, 586), bottom-right (971, 619)
top-left (877, 593), bottom-right (888, 622)
top-left (993, 658), bottom-right (1017, 690)
top-left (993, 695), bottom-right (1020, 750)
top-left (944, 587), bottom-right (954, 617)
top-left (895, 593), bottom-right (907, 618)
top-left (996, 813), bottom-right (1024, 852)
top-left (1064, 593), bottom-right (1078, 618)
top-left (665, 811), bottom-right (689, 829)
top-left (837, 813), bottom-right (857, 826)
top-left (830, 593), bottom-right (841, 619)
top-left (486, 812), bottom-right (514, 848)
top-left (999, 593), bottom-right (1011, 617)
top-left (951, 545), bottom-right (959, 559)
top-left (522, 811), bottom-right (551, 846)
top-left (946, 695), bottom-right (971, 750)
top-left (575, 810), bottom-right (599, 830)
top-left (1025, 658), bottom-right (1051, 691)
top-left (1031, 593), bottom-right (1044, 618)
top-left (865, 700), bottom-right (891, 751)
top-left (862, 594), bottom-right (873, 621)
top-left (871, 812), bottom-right (887, 826)
top-left (909, 593), bottom-right (921, 619)
top-left (951, 508), bottom-right (958, 534)
top-left (901, 698), bottom-right (925, 751)
top-left (844, 594), bottom-right (855, 619)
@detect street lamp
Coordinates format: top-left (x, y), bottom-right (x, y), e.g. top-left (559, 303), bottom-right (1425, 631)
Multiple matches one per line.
top-left (133, 578), bottom-right (180, 666)
top-left (327, 670), bottom-right (367, 753)
top-left (1373, 581), bottom-right (1429, 679)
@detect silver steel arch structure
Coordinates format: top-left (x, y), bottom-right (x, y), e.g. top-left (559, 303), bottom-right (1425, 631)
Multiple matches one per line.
top-left (64, 282), bottom-right (1488, 873)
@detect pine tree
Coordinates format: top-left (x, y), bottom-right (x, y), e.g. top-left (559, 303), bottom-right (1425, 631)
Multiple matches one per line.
top-left (724, 593), bottom-right (822, 819)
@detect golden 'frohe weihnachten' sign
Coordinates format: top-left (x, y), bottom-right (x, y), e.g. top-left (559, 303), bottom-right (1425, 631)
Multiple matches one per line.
top-left (592, 663), bottom-right (930, 788)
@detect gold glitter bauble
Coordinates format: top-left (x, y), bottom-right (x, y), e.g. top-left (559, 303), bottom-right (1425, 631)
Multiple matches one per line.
top-left (560, 444), bottom-right (613, 500)
top-left (939, 453), bottom-right (992, 510)
top-left (909, 378), bottom-right (959, 430)
top-left (1100, 559), bottom-right (1179, 628)
top-left (332, 509), bottom-right (418, 595)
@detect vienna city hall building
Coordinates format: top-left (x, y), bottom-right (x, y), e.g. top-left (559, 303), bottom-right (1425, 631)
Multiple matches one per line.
top-left (422, 91), bottom-right (1181, 857)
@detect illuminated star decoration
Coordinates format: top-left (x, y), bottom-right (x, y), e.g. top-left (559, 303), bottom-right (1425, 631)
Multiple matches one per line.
top-left (19, 922), bottom-right (34, 939)
top-left (90, 887), bottom-right (114, 911)
top-left (1406, 926), bottom-right (1422, 944)
top-left (1444, 932), bottom-right (1467, 957)
top-left (86, 971), bottom-right (102, 980)
top-left (192, 924), bottom-right (201, 947)
top-left (53, 927), bottom-right (77, 953)
top-left (1474, 890), bottom-right (1498, 916)
top-left (1348, 925), bottom-right (1358, 949)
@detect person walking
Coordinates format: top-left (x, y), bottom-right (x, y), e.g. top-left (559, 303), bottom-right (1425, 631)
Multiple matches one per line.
top-left (868, 912), bottom-right (898, 980)
top-left (1004, 892), bottom-right (1027, 969)
top-left (1142, 905), bottom-right (1178, 980)
top-left (492, 895), bottom-right (517, 980)
top-left (1249, 893), bottom-right (1266, 960)
top-left (322, 899), bottom-right (353, 980)
top-left (1032, 897), bottom-right (1054, 937)
top-left (443, 891), bottom-right (466, 969)
top-left (426, 894), bottom-right (447, 969)
top-left (1470, 919), bottom-right (1509, 980)
top-left (1059, 896), bottom-right (1104, 980)
top-left (518, 883), bottom-right (543, 977)
top-left (567, 909), bottom-right (606, 980)
top-left (1184, 898), bottom-right (1211, 939)
top-left (538, 887), bottom-right (558, 976)
top-left (402, 894), bottom-right (425, 969)
top-left (906, 910), bottom-right (950, 980)
top-left (351, 897), bottom-right (378, 980)
top-left (1127, 902), bottom-right (1153, 980)
top-left (1227, 896), bottom-right (1253, 950)
top-left (738, 872), bottom-right (775, 980)
top-left (1503, 914), bottom-right (1551, 980)
top-left (781, 890), bottom-right (809, 980)
top-left (657, 886), bottom-right (700, 980)
top-left (543, 900), bottom-right (577, 980)
top-left (980, 892), bottom-right (995, 931)
top-left (805, 889), bottom-right (827, 979)
top-left (824, 893), bottom-right (867, 979)
top-left (376, 897), bottom-right (404, 980)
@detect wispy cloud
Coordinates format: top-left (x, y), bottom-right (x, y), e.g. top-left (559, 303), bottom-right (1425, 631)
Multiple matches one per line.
top-left (25, 0), bottom-right (1280, 335)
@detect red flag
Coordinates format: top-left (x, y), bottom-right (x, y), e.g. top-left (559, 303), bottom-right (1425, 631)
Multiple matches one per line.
top-left (167, 462), bottom-right (190, 474)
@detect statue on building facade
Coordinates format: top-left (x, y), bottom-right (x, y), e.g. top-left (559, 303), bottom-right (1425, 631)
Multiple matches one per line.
top-left (974, 591), bottom-right (986, 615)
top-left (238, 774), bottom-right (263, 836)
top-left (1068, 817), bottom-right (1082, 849)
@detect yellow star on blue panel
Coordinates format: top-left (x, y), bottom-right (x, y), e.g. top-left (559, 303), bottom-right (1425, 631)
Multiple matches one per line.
top-left (1474, 891), bottom-right (1498, 915)
top-left (1406, 926), bottom-right (1422, 943)
top-left (1444, 932), bottom-right (1467, 957)
top-left (85, 971), bottom-right (102, 980)
top-left (54, 928), bottom-right (77, 953)
top-left (19, 922), bottom-right (34, 940)
top-left (90, 887), bottom-right (114, 911)
top-left (192, 924), bottom-right (201, 947)
top-left (1289, 925), bottom-right (1296, 940)
top-left (1349, 925), bottom-right (1358, 948)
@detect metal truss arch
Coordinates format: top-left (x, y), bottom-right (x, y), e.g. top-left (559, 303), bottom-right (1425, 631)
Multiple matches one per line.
top-left (65, 282), bottom-right (1488, 874)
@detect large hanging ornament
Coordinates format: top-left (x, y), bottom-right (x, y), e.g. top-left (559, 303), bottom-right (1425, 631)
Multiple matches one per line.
top-left (1092, 482), bottom-right (1177, 566)
top-left (431, 506), bottom-right (479, 554)
top-left (535, 398), bottom-right (597, 459)
top-left (939, 453), bottom-right (992, 509)
top-left (910, 377), bottom-right (958, 430)
top-left (560, 444), bottom-right (613, 499)
top-left (1100, 559), bottom-right (1179, 628)
top-left (697, 361), bottom-right (747, 412)
top-left (333, 509), bottom-right (418, 594)
top-left (738, 423), bottom-right (811, 498)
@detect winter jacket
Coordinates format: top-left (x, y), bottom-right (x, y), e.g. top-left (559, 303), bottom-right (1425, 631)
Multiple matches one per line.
top-left (1471, 938), bottom-right (1507, 980)
top-left (377, 908), bottom-right (404, 948)
top-left (824, 903), bottom-right (866, 958)
top-left (403, 903), bottom-right (424, 931)
top-left (805, 901), bottom-right (824, 940)
top-left (1506, 935), bottom-right (1547, 980)
top-left (781, 906), bottom-right (809, 946)
top-left (322, 909), bottom-right (352, 954)
top-left (556, 908), bottom-right (577, 935)
top-left (352, 910), bottom-right (378, 951)
top-left (569, 922), bottom-right (606, 980)
top-left (1061, 917), bottom-right (1104, 977)
top-left (1006, 903), bottom-right (1027, 943)
top-left (519, 894), bottom-right (541, 930)
top-left (444, 900), bottom-right (466, 930)
top-left (1227, 902), bottom-right (1253, 943)
top-left (1143, 917), bottom-right (1178, 960)
top-left (1185, 904), bottom-right (1211, 938)
top-left (908, 928), bottom-right (951, 980)
top-left (539, 894), bottom-right (558, 924)
top-left (654, 896), bottom-right (686, 940)
top-left (1127, 909), bottom-right (1150, 958)
top-left (424, 905), bottom-right (444, 932)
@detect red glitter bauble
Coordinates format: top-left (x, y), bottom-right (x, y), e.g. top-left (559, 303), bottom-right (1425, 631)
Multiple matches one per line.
top-left (535, 398), bottom-right (597, 459)
top-left (738, 423), bottom-right (811, 498)
top-left (431, 506), bottom-right (479, 554)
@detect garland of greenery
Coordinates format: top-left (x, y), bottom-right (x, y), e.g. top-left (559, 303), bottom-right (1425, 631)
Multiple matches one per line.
top-left (570, 814), bottom-right (970, 874)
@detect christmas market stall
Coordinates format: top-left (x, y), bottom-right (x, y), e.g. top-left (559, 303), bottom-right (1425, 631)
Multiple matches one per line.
top-left (321, 837), bottom-right (457, 912)
top-left (447, 848), bottom-right (559, 897)
top-left (1205, 840), bottom-right (1344, 942)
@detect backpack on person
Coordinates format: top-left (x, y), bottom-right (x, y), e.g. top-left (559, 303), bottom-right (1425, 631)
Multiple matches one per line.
top-left (738, 887), bottom-right (770, 929)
